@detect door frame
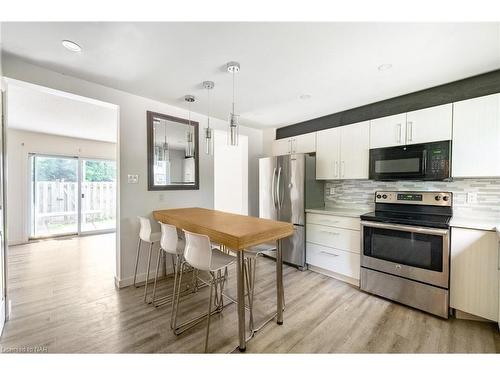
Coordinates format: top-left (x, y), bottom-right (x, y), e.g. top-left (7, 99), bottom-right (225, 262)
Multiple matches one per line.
top-left (28, 153), bottom-right (116, 240)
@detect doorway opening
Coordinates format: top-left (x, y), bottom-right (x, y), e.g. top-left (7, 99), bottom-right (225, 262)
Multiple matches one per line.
top-left (29, 154), bottom-right (116, 239)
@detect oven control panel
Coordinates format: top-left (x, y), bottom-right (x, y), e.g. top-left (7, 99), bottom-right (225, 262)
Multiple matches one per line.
top-left (375, 191), bottom-right (452, 206)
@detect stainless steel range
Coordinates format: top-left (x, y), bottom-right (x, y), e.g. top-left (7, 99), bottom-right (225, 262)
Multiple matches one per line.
top-left (360, 191), bottom-right (452, 318)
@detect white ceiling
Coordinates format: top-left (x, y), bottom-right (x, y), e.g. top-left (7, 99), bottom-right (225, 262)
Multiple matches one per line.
top-left (7, 79), bottom-right (118, 142)
top-left (3, 22), bottom-right (500, 129)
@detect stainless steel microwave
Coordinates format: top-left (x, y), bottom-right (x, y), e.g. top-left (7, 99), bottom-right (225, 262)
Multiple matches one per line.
top-left (369, 140), bottom-right (451, 181)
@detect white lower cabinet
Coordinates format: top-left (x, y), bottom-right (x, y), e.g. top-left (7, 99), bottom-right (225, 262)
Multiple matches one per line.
top-left (450, 227), bottom-right (499, 322)
top-left (306, 213), bottom-right (361, 285)
top-left (306, 242), bottom-right (360, 280)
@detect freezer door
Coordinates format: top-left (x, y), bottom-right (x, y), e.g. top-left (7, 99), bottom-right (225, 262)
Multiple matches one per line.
top-left (259, 157), bottom-right (278, 220)
top-left (277, 154), bottom-right (305, 225)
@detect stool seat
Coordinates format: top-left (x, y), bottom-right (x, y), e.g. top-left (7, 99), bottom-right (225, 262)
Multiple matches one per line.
top-left (210, 249), bottom-right (235, 271)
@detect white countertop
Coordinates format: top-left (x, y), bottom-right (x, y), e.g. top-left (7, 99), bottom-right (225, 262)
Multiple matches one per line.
top-left (450, 215), bottom-right (500, 232)
top-left (306, 206), bottom-right (371, 218)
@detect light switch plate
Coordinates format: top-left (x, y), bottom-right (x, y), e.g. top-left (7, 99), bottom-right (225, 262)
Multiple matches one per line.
top-left (127, 174), bottom-right (139, 184)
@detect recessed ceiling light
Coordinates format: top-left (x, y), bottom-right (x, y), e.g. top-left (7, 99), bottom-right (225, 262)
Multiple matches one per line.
top-left (378, 64), bottom-right (392, 71)
top-left (300, 94), bottom-right (312, 100)
top-left (62, 40), bottom-right (82, 53)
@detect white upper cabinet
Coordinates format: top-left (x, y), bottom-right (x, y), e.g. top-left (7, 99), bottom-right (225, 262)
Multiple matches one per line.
top-left (316, 127), bottom-right (340, 180)
top-left (272, 133), bottom-right (316, 156)
top-left (340, 121), bottom-right (370, 179)
top-left (293, 133), bottom-right (316, 154)
top-left (316, 121), bottom-right (369, 180)
top-left (406, 103), bottom-right (452, 144)
top-left (369, 113), bottom-right (407, 148)
top-left (452, 93), bottom-right (500, 178)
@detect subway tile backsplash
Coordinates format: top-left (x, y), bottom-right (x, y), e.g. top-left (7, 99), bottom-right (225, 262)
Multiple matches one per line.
top-left (324, 179), bottom-right (500, 217)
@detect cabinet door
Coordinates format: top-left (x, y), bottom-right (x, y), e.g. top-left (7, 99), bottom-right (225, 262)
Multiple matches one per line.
top-left (370, 113), bottom-right (407, 148)
top-left (340, 121), bottom-right (370, 179)
top-left (272, 137), bottom-right (291, 156)
top-left (452, 93), bottom-right (500, 177)
top-left (293, 133), bottom-right (316, 154)
top-left (450, 228), bottom-right (499, 321)
top-left (316, 128), bottom-right (340, 180)
top-left (406, 103), bottom-right (452, 144)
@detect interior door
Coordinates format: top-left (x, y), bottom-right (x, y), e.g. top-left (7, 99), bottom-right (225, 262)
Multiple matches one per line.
top-left (80, 159), bottom-right (117, 233)
top-left (30, 154), bottom-right (79, 238)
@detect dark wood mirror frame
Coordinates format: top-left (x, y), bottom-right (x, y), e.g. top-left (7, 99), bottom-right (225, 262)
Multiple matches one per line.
top-left (147, 110), bottom-right (200, 191)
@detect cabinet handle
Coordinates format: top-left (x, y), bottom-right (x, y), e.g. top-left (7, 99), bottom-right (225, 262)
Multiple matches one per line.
top-left (335, 161), bottom-right (339, 178)
top-left (288, 139), bottom-right (291, 154)
top-left (407, 121), bottom-right (413, 142)
top-left (341, 161), bottom-right (345, 178)
top-left (397, 123), bottom-right (402, 143)
top-left (320, 250), bottom-right (339, 257)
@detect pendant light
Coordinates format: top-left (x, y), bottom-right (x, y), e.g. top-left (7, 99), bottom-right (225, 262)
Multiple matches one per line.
top-left (184, 95), bottom-right (195, 157)
top-left (227, 61), bottom-right (240, 146)
top-left (203, 80), bottom-right (215, 155)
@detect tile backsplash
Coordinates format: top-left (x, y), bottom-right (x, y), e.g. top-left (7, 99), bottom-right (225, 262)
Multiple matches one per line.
top-left (324, 179), bottom-right (500, 217)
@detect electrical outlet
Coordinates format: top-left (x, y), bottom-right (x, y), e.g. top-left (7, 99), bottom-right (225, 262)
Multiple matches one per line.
top-left (329, 187), bottom-right (335, 195)
top-left (127, 174), bottom-right (139, 184)
top-left (466, 192), bottom-right (478, 205)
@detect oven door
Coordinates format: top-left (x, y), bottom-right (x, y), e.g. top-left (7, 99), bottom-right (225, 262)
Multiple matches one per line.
top-left (369, 144), bottom-right (426, 180)
top-left (360, 221), bottom-right (449, 288)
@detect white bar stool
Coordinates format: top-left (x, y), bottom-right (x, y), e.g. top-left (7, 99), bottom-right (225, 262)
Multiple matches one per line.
top-left (134, 216), bottom-right (161, 303)
top-left (171, 230), bottom-right (235, 353)
top-left (150, 222), bottom-right (185, 306)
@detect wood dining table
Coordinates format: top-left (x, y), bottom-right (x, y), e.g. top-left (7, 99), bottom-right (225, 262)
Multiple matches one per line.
top-left (153, 207), bottom-right (294, 351)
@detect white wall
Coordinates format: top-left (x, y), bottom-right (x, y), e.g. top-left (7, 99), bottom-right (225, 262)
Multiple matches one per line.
top-left (262, 127), bottom-right (276, 157)
top-left (2, 55), bottom-right (264, 285)
top-left (214, 129), bottom-right (248, 215)
top-left (6, 128), bottom-right (116, 245)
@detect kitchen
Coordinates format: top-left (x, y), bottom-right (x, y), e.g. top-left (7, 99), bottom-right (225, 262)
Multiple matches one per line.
top-left (0, 7), bottom-right (499, 373)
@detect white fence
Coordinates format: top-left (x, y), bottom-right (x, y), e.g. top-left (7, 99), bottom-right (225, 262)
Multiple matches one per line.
top-left (35, 181), bottom-right (116, 221)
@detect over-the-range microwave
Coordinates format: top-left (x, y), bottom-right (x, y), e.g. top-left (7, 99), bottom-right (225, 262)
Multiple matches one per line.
top-left (369, 140), bottom-right (451, 181)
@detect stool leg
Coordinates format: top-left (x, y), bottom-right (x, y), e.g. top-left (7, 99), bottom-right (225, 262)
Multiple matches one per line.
top-left (204, 272), bottom-right (215, 353)
top-left (151, 248), bottom-right (162, 304)
top-left (133, 238), bottom-right (142, 287)
top-left (143, 242), bottom-right (154, 303)
top-left (171, 262), bottom-right (185, 331)
top-left (170, 255), bottom-right (181, 329)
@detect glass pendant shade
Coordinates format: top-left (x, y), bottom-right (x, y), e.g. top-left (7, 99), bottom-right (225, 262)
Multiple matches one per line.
top-left (228, 113), bottom-right (239, 146)
top-left (205, 127), bottom-right (213, 155)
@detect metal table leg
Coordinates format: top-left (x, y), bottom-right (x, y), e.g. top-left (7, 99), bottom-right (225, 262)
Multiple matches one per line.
top-left (236, 250), bottom-right (246, 352)
top-left (276, 239), bottom-right (284, 325)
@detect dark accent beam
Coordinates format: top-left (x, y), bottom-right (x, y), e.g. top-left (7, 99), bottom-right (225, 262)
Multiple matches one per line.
top-left (276, 69), bottom-right (500, 139)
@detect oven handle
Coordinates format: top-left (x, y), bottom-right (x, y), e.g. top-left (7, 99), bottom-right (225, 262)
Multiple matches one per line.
top-left (360, 220), bottom-right (449, 236)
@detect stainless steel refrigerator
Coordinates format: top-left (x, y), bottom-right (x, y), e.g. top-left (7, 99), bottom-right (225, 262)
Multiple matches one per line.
top-left (259, 153), bottom-right (324, 269)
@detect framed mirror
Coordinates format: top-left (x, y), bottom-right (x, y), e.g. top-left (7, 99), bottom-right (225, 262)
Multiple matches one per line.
top-left (147, 111), bottom-right (199, 190)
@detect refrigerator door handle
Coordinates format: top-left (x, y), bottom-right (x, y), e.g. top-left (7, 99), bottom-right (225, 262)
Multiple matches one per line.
top-left (276, 167), bottom-right (283, 209)
top-left (271, 167), bottom-right (277, 209)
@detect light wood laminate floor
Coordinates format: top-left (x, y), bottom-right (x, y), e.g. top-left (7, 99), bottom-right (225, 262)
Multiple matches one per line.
top-left (1, 234), bottom-right (499, 353)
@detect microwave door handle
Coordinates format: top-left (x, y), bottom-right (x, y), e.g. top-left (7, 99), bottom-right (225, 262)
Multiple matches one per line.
top-left (422, 149), bottom-right (428, 174)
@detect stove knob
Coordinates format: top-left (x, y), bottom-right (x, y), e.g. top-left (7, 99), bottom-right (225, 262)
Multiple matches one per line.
top-left (376, 194), bottom-right (382, 199)
top-left (382, 194), bottom-right (387, 199)
top-left (442, 196), bottom-right (449, 202)
top-left (435, 195), bottom-right (441, 201)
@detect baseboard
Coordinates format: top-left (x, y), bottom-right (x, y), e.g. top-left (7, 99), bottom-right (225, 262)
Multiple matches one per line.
top-left (308, 265), bottom-right (360, 287)
top-left (0, 299), bottom-right (5, 337)
top-left (115, 265), bottom-right (175, 289)
top-left (454, 309), bottom-right (495, 322)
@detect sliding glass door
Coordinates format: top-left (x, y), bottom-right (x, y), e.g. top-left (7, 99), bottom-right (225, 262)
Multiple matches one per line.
top-left (80, 159), bottom-right (116, 233)
top-left (31, 155), bottom-right (79, 238)
top-left (30, 154), bottom-right (116, 239)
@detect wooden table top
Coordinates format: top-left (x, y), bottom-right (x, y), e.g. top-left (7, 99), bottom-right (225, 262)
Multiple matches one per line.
top-left (153, 207), bottom-right (294, 250)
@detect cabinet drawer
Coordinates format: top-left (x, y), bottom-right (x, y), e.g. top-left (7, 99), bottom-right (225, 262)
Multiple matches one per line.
top-left (306, 223), bottom-right (360, 253)
top-left (306, 213), bottom-right (360, 231)
top-left (306, 242), bottom-right (360, 279)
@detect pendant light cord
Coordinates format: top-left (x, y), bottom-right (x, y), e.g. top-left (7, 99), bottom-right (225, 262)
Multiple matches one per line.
top-left (207, 87), bottom-right (210, 129)
top-left (232, 69), bottom-right (235, 115)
